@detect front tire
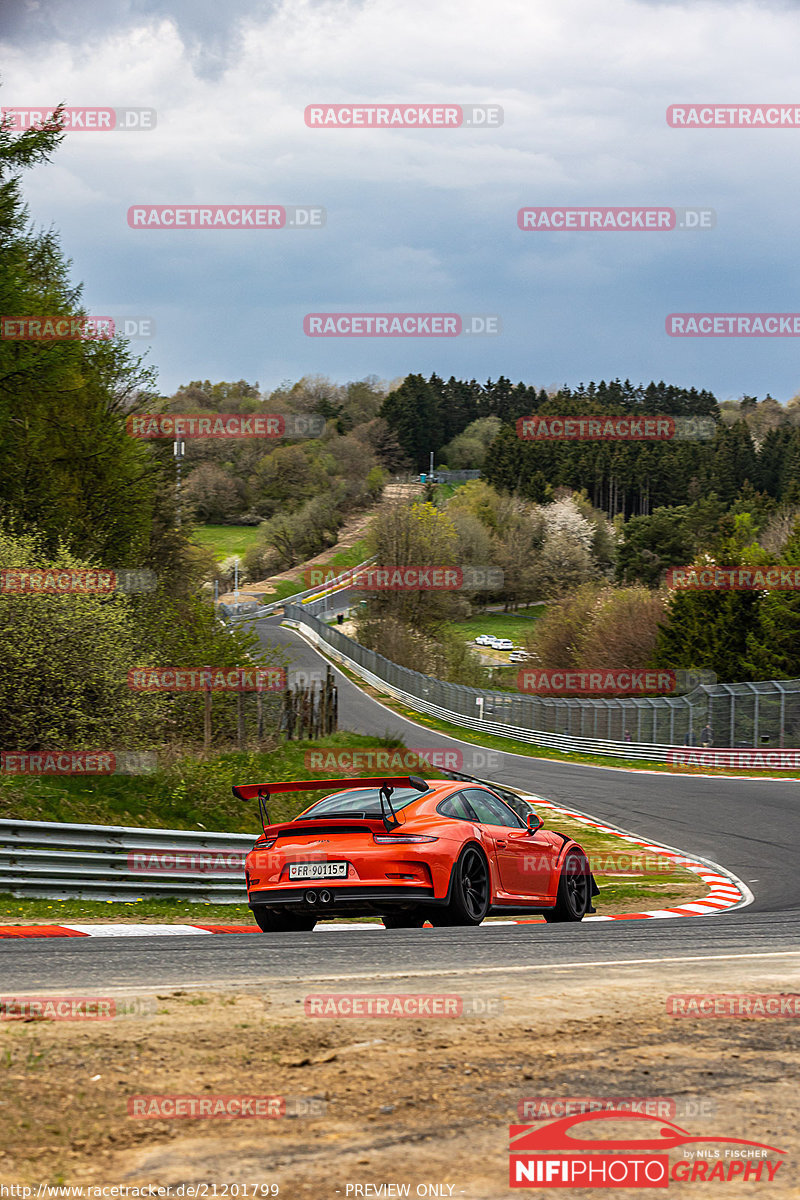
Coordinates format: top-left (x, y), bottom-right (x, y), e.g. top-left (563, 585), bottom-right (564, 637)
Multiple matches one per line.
top-left (251, 907), bottom-right (317, 933)
top-left (543, 848), bottom-right (591, 922)
top-left (429, 846), bottom-right (490, 926)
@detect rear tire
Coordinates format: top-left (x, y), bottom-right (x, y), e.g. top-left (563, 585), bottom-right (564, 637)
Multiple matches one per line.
top-left (251, 907), bottom-right (317, 933)
top-left (429, 846), bottom-right (490, 927)
top-left (543, 848), bottom-right (590, 922)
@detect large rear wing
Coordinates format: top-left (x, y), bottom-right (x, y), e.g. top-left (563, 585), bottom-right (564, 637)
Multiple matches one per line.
top-left (232, 775), bottom-right (429, 835)
top-left (231, 775), bottom-right (427, 801)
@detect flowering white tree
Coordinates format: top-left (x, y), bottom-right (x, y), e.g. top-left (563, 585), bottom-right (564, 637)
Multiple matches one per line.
top-left (526, 497), bottom-right (595, 597)
top-left (539, 496), bottom-right (595, 550)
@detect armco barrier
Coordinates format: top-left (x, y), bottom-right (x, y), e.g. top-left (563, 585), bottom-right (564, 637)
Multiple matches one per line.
top-left (220, 556), bottom-right (376, 622)
top-left (0, 818), bottom-right (252, 901)
top-left (281, 602), bottom-right (800, 763)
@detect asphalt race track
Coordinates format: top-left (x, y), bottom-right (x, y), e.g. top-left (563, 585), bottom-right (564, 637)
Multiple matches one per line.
top-left (263, 615), bottom-right (800, 914)
top-left (3, 614), bottom-right (798, 989)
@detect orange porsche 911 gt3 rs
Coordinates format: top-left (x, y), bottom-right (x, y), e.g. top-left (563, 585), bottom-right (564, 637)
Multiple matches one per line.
top-left (235, 774), bottom-right (599, 932)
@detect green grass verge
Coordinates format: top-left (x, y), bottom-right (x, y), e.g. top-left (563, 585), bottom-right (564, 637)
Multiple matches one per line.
top-left (0, 895), bottom-right (258, 926)
top-left (190, 525), bottom-right (262, 561)
top-left (261, 578), bottom-right (306, 602)
top-left (255, 540), bottom-right (372, 601)
top-left (0, 733), bottom-right (424, 833)
top-left (324, 539), bottom-right (370, 570)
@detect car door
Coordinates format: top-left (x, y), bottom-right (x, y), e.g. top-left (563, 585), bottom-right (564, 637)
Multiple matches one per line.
top-left (461, 788), bottom-right (552, 899)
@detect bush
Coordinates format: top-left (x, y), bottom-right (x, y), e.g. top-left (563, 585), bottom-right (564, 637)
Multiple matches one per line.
top-left (0, 530), bottom-right (167, 749)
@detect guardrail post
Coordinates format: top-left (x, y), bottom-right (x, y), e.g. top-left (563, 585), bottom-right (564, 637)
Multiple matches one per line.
top-left (779, 684), bottom-right (786, 748)
top-left (753, 688), bottom-right (760, 747)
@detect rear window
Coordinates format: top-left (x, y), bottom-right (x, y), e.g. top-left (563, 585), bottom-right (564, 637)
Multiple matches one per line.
top-left (299, 787), bottom-right (425, 819)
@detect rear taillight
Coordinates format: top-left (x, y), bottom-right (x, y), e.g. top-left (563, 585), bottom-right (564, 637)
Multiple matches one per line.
top-left (255, 837), bottom-right (277, 848)
top-left (372, 834), bottom-right (438, 844)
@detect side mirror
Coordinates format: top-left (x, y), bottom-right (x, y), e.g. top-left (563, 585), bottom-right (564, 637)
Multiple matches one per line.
top-left (527, 812), bottom-right (542, 834)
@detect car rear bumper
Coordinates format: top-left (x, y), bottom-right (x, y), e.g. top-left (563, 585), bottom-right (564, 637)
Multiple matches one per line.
top-left (249, 883), bottom-right (439, 916)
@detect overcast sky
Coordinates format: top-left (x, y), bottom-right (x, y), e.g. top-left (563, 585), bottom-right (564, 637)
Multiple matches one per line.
top-left (2, 0), bottom-right (800, 401)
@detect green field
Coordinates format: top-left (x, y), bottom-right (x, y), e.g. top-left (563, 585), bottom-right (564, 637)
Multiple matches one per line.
top-left (191, 527), bottom-right (371, 595)
top-left (190, 524), bottom-right (262, 561)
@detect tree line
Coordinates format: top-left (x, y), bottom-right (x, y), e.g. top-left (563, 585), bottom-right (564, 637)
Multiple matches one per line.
top-left (379, 373), bottom-right (800, 519)
top-left (0, 106), bottom-right (278, 752)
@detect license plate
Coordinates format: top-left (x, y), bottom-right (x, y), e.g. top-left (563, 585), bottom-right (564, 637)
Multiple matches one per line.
top-left (288, 861), bottom-right (348, 880)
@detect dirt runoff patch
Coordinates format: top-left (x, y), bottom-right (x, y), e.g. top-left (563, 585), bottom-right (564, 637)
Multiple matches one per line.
top-left (222, 481), bottom-right (423, 603)
top-left (0, 955), bottom-right (798, 1197)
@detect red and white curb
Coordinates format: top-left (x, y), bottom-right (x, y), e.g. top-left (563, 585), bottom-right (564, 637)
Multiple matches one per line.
top-left (0, 922), bottom-right (259, 939)
top-left (0, 794), bottom-right (751, 939)
top-left (518, 792), bottom-right (752, 921)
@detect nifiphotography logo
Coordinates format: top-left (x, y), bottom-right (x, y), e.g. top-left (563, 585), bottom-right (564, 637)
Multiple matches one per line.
top-left (509, 1111), bottom-right (785, 1187)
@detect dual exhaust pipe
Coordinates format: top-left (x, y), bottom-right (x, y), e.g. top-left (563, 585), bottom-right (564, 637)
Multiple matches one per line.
top-left (304, 888), bottom-right (333, 906)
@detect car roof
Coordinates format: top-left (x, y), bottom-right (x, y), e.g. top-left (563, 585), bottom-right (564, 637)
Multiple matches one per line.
top-left (292, 778), bottom-right (531, 824)
top-left (319, 779), bottom-right (465, 801)
top-left (298, 778), bottom-right (491, 813)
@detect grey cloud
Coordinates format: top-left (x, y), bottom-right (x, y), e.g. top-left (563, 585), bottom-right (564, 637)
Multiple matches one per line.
top-left (0, 0), bottom-right (279, 77)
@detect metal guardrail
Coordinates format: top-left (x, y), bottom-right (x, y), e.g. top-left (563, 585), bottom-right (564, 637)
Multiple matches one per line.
top-left (0, 818), bottom-right (253, 902)
top-left (283, 603), bottom-right (800, 760)
top-left (219, 557), bottom-right (376, 623)
top-left (430, 470), bottom-right (482, 484)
